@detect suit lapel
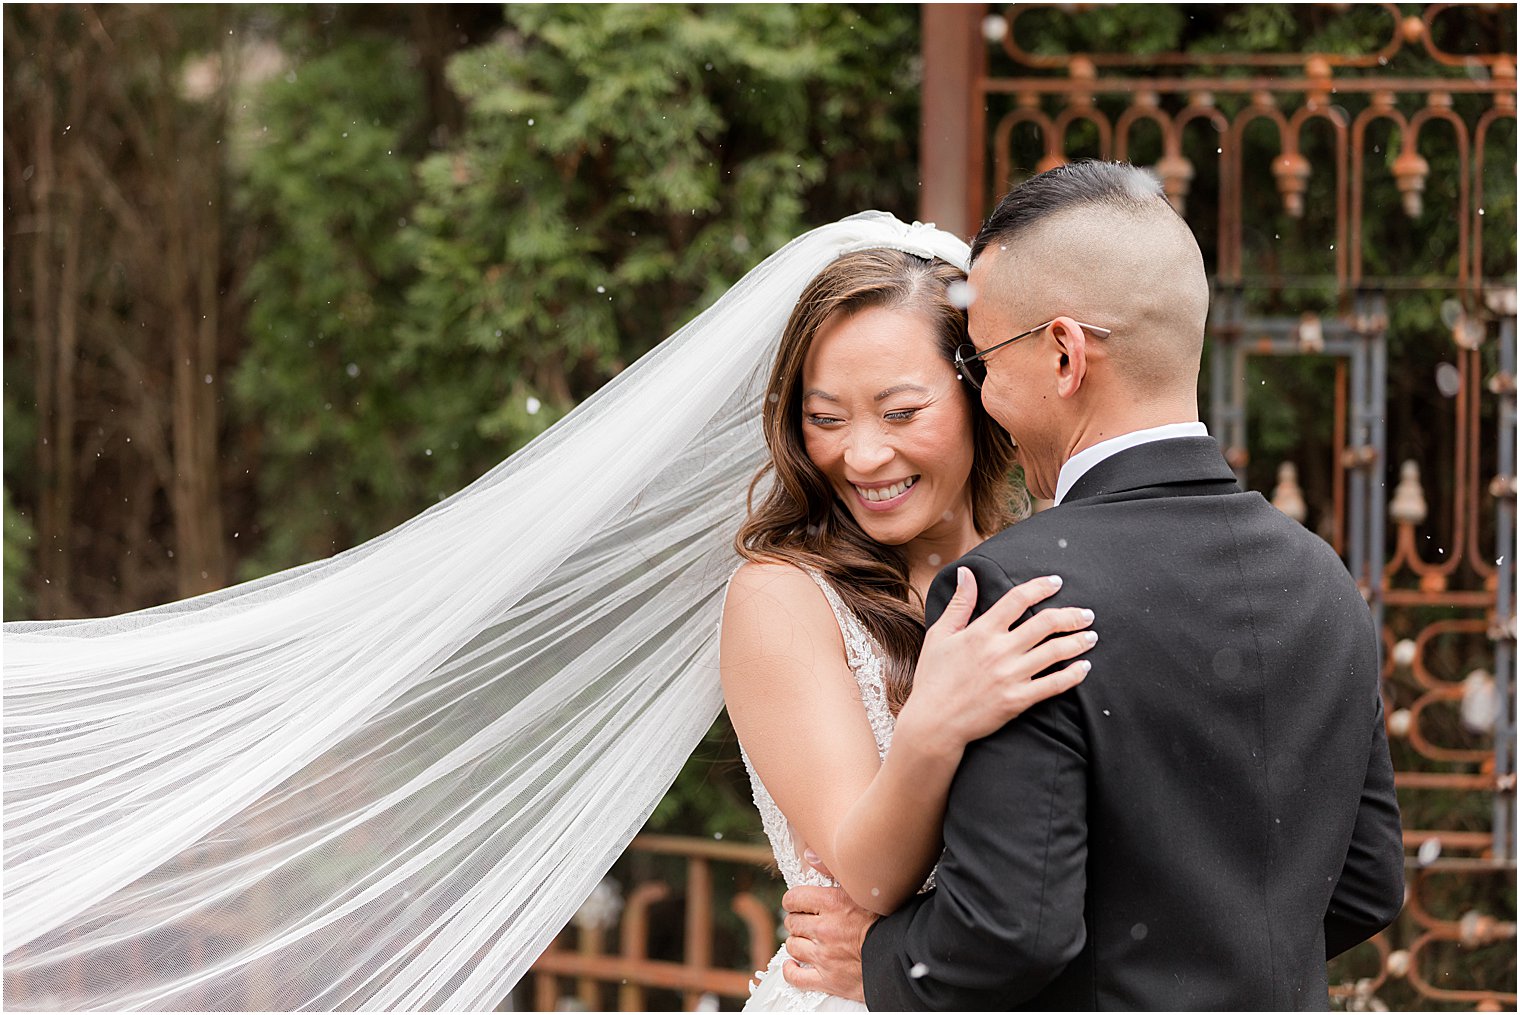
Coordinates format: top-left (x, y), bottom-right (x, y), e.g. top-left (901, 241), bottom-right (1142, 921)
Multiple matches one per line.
top-left (1060, 436), bottom-right (1241, 504)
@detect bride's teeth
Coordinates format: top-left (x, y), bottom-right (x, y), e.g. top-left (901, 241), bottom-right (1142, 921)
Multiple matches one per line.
top-left (857, 476), bottom-right (918, 502)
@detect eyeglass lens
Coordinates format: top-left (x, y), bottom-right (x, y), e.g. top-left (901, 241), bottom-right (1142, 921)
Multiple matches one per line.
top-left (956, 345), bottom-right (986, 389)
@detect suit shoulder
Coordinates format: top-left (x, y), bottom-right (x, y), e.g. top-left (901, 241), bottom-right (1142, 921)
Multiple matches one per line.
top-left (961, 509), bottom-right (1086, 574)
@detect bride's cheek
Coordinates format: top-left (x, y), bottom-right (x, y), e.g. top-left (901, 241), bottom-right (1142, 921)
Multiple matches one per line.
top-left (802, 430), bottom-right (839, 472)
top-left (913, 416), bottom-right (963, 463)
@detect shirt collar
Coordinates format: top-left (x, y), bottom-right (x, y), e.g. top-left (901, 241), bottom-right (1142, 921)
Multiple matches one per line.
top-left (1053, 422), bottom-right (1210, 506)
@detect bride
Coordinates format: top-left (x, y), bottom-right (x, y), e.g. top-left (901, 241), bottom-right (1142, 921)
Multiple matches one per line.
top-left (722, 246), bottom-right (1094, 1011)
top-left (3, 213), bottom-right (1086, 1012)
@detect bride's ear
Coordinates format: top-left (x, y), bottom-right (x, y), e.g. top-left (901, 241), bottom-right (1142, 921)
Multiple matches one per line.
top-left (1050, 316), bottom-right (1089, 399)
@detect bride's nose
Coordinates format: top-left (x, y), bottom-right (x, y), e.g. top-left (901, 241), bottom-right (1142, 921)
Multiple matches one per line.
top-left (842, 426), bottom-right (895, 474)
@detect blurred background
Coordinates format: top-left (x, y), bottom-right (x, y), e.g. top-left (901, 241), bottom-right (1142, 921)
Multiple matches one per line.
top-left (4, 3), bottom-right (1516, 1010)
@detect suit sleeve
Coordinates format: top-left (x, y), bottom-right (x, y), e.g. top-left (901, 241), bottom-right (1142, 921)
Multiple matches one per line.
top-left (861, 554), bottom-right (1089, 1010)
top-left (1324, 686), bottom-right (1406, 958)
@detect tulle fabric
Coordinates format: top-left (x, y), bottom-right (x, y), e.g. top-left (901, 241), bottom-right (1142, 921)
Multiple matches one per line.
top-left (2, 212), bottom-right (970, 1010)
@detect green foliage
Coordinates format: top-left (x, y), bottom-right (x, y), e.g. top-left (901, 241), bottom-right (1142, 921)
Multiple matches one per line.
top-left (231, 37), bottom-right (431, 574)
top-left (401, 3), bottom-right (910, 422)
top-left (3, 484), bottom-right (34, 620)
top-left (1015, 4), bottom-right (1186, 58)
top-left (2, 380), bottom-right (37, 588)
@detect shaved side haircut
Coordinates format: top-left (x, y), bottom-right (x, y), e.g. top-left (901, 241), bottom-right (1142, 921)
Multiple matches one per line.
top-left (971, 159), bottom-right (1170, 262)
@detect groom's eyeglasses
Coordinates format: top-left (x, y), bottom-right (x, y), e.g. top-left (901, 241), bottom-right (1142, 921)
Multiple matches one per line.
top-left (954, 320), bottom-right (1113, 390)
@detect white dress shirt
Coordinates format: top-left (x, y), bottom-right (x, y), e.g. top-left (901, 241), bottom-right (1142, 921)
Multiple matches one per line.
top-left (1052, 421), bottom-right (1210, 505)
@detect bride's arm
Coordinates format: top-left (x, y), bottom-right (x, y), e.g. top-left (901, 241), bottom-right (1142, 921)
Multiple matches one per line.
top-left (720, 560), bottom-right (1094, 915)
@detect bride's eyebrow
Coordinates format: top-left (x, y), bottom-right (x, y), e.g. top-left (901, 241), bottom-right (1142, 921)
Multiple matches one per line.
top-left (802, 383), bottom-right (931, 403)
top-left (874, 383), bottom-right (930, 401)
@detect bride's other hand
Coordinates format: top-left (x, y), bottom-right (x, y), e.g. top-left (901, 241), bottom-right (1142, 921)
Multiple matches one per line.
top-left (897, 567), bottom-right (1093, 758)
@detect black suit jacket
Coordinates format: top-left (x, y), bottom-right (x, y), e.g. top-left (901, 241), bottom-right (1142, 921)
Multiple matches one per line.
top-left (861, 437), bottom-right (1405, 1010)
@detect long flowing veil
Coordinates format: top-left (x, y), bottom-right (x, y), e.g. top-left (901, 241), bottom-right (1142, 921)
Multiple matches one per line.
top-left (2, 211), bottom-right (971, 1011)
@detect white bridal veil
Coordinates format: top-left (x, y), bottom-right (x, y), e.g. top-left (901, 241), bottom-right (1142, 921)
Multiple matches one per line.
top-left (2, 212), bottom-right (971, 1011)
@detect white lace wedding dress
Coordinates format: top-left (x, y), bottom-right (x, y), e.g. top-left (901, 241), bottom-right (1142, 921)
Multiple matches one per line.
top-left (729, 563), bottom-right (935, 1012)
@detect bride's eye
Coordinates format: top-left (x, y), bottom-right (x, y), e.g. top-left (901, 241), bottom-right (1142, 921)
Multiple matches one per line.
top-left (885, 408), bottom-right (920, 421)
top-left (805, 414), bottom-right (844, 427)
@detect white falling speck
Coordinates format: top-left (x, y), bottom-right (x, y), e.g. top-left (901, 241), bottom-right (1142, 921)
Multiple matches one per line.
top-left (1057, 538), bottom-right (1069, 549)
top-left (526, 396), bottom-right (542, 415)
top-left (928, 554), bottom-right (942, 566)
top-left (1435, 362), bottom-right (1462, 397)
top-left (909, 962), bottom-right (929, 979)
top-left (346, 363), bottom-right (360, 378)
top-left (947, 280), bottom-right (976, 309)
top-left (1102, 709), bottom-right (1111, 716)
top-left (1460, 670), bottom-right (1497, 734)
top-left (596, 285), bottom-right (606, 294)
top-left (1417, 837), bottom-right (1442, 866)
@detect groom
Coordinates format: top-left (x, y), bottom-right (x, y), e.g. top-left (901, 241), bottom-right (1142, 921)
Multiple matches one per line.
top-left (780, 161), bottom-right (1405, 1009)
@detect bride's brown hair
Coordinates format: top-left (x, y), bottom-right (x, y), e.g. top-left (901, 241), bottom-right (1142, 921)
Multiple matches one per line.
top-left (735, 248), bottom-right (1021, 713)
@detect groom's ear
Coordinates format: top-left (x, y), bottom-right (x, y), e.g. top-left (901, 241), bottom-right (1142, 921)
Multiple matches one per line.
top-left (1049, 316), bottom-right (1090, 399)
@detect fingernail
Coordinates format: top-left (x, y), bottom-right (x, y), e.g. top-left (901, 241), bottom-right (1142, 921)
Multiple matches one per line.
top-left (957, 566), bottom-right (970, 590)
top-left (1083, 630), bottom-right (1099, 644)
top-left (804, 848), bottom-right (821, 864)
top-left (1046, 575), bottom-right (1063, 589)
top-left (1075, 660), bottom-right (1092, 674)
top-left (1079, 608), bottom-right (1095, 622)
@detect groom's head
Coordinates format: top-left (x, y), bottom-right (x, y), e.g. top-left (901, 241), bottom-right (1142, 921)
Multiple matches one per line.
top-left (965, 160), bottom-right (1209, 500)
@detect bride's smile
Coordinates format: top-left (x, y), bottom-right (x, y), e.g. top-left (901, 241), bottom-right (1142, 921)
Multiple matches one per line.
top-left (849, 475), bottom-right (919, 508)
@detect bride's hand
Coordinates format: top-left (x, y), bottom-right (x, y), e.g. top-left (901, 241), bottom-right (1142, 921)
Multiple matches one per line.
top-left (898, 567), bottom-right (1094, 757)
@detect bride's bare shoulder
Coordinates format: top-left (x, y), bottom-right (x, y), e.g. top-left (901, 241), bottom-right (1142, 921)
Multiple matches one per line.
top-left (720, 559), bottom-right (845, 671)
top-left (723, 559), bottom-right (830, 616)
